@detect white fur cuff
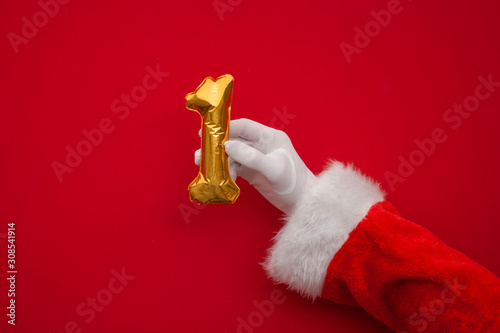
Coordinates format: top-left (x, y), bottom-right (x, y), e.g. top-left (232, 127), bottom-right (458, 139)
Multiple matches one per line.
top-left (263, 161), bottom-right (385, 300)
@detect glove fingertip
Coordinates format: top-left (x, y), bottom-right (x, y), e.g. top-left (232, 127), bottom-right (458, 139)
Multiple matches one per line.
top-left (224, 140), bottom-right (236, 152)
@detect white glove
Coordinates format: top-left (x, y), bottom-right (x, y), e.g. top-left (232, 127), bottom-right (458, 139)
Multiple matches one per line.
top-left (195, 118), bottom-right (316, 215)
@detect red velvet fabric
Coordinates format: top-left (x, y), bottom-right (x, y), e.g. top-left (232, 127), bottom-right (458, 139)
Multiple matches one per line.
top-left (321, 201), bottom-right (500, 332)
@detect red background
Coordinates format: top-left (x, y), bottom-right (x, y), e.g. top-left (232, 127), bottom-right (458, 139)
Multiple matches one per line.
top-left (1, 0), bottom-right (499, 332)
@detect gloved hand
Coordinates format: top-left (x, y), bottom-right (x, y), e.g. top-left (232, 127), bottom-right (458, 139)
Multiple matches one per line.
top-left (195, 118), bottom-right (316, 215)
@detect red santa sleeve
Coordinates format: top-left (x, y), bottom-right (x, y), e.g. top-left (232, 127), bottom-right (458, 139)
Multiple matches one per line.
top-left (264, 161), bottom-right (500, 332)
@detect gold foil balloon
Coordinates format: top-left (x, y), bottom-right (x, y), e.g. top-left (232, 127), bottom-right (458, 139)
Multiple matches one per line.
top-left (186, 74), bottom-right (240, 204)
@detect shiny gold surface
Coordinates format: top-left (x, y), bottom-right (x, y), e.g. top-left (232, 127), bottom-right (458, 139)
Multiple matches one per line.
top-left (186, 74), bottom-right (240, 204)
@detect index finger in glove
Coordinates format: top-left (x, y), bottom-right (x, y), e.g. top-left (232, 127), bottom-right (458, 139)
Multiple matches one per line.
top-left (229, 118), bottom-right (276, 145)
top-left (224, 140), bottom-right (282, 182)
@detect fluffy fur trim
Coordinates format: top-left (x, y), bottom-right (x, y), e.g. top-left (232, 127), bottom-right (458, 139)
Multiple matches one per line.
top-left (263, 161), bottom-right (385, 300)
